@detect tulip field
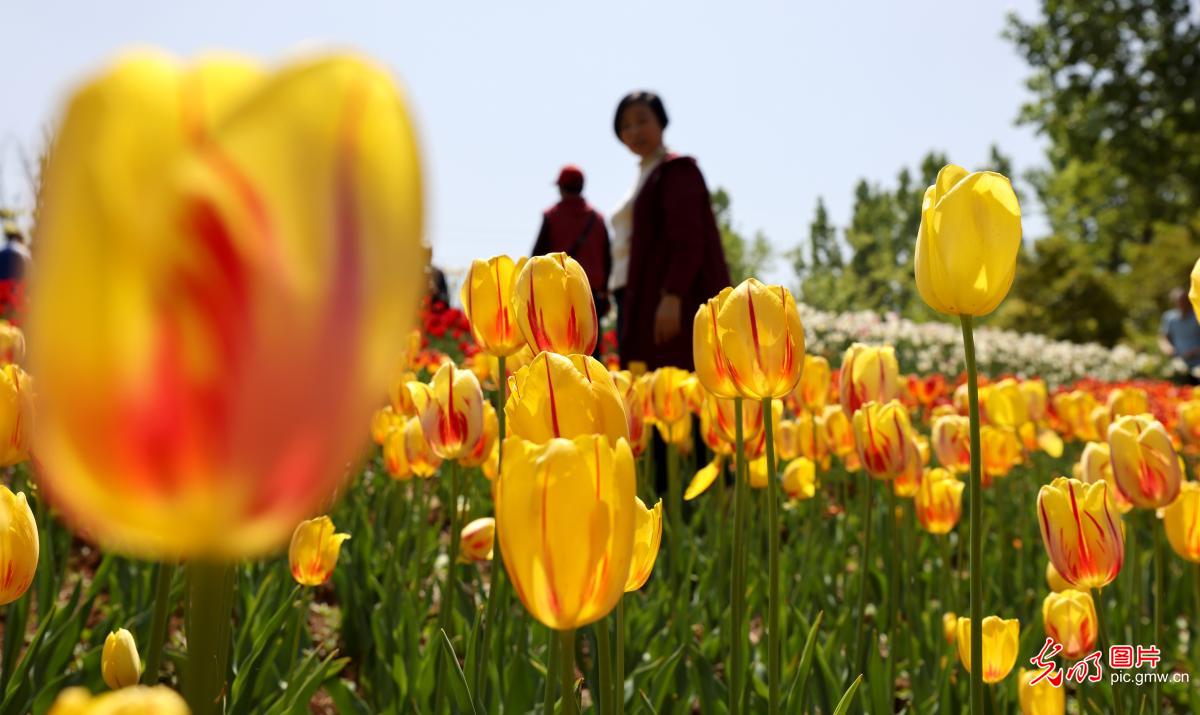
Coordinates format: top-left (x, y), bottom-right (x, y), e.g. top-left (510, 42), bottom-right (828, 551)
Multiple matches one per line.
top-left (1, 50), bottom-right (1200, 715)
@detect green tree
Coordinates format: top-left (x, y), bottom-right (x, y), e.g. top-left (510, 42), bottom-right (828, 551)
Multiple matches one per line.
top-left (791, 198), bottom-right (846, 310)
top-left (712, 188), bottom-right (772, 284)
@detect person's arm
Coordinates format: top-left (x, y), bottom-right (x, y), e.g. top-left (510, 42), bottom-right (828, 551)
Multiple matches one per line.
top-left (532, 215), bottom-right (550, 257)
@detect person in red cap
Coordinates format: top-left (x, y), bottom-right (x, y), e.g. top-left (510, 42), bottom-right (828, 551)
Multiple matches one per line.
top-left (531, 165), bottom-right (612, 341)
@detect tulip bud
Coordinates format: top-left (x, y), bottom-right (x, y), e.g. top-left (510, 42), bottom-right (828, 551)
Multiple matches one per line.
top-left (625, 498), bottom-right (663, 591)
top-left (1037, 477), bottom-right (1124, 590)
top-left (839, 344), bottom-right (900, 416)
top-left (459, 517), bottom-right (495, 563)
top-left (1163, 481), bottom-right (1200, 562)
top-left (692, 287), bottom-right (739, 398)
top-left (1018, 668), bottom-right (1065, 715)
top-left (512, 252), bottom-right (598, 356)
top-left (102, 628), bottom-right (142, 689)
top-left (461, 255), bottom-right (529, 357)
top-left (496, 435), bottom-right (635, 629)
top-left (289, 516), bottom-right (350, 587)
top-left (1106, 387), bottom-right (1148, 420)
top-left (943, 612), bottom-right (958, 645)
top-left (715, 279), bottom-right (805, 400)
top-left (612, 371), bottom-right (652, 457)
top-left (914, 164), bottom-right (1021, 317)
top-left (955, 616), bottom-right (1019, 684)
top-left (0, 486), bottom-right (37, 605)
top-left (1077, 441), bottom-right (1132, 513)
top-left (782, 458), bottom-right (817, 500)
top-left (1107, 414), bottom-right (1182, 509)
top-left (382, 427), bottom-right (411, 480)
top-left (1042, 589), bottom-right (1097, 660)
top-left (0, 364), bottom-right (33, 466)
top-left (915, 468), bottom-right (964, 535)
top-left (893, 438), bottom-right (923, 498)
top-left (506, 352), bottom-right (628, 446)
top-left (852, 400), bottom-right (912, 479)
top-left (404, 416), bottom-right (443, 477)
top-left (794, 355), bottom-right (831, 413)
top-left (822, 405), bottom-right (855, 458)
top-left (649, 367), bottom-right (692, 426)
top-left (48, 686), bottom-right (188, 715)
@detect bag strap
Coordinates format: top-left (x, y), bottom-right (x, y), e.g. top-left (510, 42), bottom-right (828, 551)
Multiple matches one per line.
top-left (568, 209), bottom-right (598, 256)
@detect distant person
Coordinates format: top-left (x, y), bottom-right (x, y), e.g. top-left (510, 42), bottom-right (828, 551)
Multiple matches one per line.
top-left (610, 91), bottom-right (730, 371)
top-left (427, 265), bottom-right (449, 310)
top-left (0, 212), bottom-right (31, 282)
top-left (531, 165), bottom-right (612, 324)
top-left (1159, 287), bottom-right (1200, 383)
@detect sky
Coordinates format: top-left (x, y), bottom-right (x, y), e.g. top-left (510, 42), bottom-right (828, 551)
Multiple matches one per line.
top-left (0, 1), bottom-right (1047, 288)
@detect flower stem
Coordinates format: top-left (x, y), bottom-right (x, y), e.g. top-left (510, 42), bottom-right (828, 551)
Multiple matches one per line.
top-left (142, 562), bottom-right (175, 685)
top-left (615, 598), bottom-right (626, 715)
top-left (184, 561), bottom-right (236, 715)
top-left (959, 314), bottom-right (983, 715)
top-left (885, 484), bottom-right (898, 707)
top-left (434, 460), bottom-right (462, 713)
top-left (762, 397), bottom-right (781, 714)
top-left (485, 353), bottom-right (509, 706)
top-left (1092, 588), bottom-right (1126, 715)
top-left (729, 397), bottom-right (748, 715)
top-left (544, 628), bottom-right (559, 715)
top-left (595, 619), bottom-right (613, 715)
top-left (559, 628), bottom-right (578, 715)
top-left (1152, 520), bottom-right (1163, 715)
top-left (853, 475), bottom-right (874, 679)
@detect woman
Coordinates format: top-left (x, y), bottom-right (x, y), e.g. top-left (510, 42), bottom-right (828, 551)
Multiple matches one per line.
top-left (609, 91), bottom-right (730, 371)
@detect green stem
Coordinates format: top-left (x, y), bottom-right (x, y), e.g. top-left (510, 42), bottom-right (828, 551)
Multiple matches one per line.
top-left (544, 628), bottom-right (559, 715)
top-left (885, 485), bottom-right (898, 707)
top-left (667, 441), bottom-right (685, 642)
top-left (484, 353), bottom-right (508, 707)
top-left (761, 397), bottom-right (781, 714)
top-left (142, 562), bottom-right (175, 685)
top-left (559, 629), bottom-right (578, 715)
top-left (615, 598), bottom-right (626, 715)
top-left (595, 619), bottom-right (613, 715)
top-left (1152, 520), bottom-right (1163, 715)
top-left (434, 461), bottom-right (462, 714)
top-left (1092, 588), bottom-right (1126, 715)
top-left (853, 476), bottom-right (874, 679)
top-left (729, 397), bottom-right (748, 715)
top-left (960, 314), bottom-right (983, 715)
top-left (184, 561), bottom-right (237, 715)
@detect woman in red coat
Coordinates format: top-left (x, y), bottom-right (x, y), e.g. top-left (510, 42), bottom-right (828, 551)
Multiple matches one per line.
top-left (609, 91), bottom-right (731, 371)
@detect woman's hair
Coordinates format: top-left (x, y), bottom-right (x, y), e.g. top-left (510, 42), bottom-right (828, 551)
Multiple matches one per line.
top-left (613, 91), bottom-right (669, 139)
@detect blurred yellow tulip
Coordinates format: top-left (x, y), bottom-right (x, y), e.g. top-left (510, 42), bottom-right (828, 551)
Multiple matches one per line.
top-left (776, 419), bottom-right (801, 461)
top-left (506, 352), bottom-right (627, 446)
top-left (932, 415), bottom-right (971, 473)
top-left (30, 52), bottom-right (425, 559)
top-left (407, 362), bottom-right (485, 462)
top-left (459, 517), bottom-right (495, 563)
top-left (852, 400), bottom-right (912, 479)
top-left (1020, 379), bottom-right (1049, 424)
top-left (0, 321), bottom-right (24, 365)
top-left (0, 364), bottom-right (33, 466)
top-left (955, 616), bottom-right (1019, 684)
top-left (1107, 414), bottom-right (1182, 509)
top-left (795, 355), bottom-right (831, 413)
top-left (781, 458), bottom-right (817, 500)
top-left (625, 498), bottom-right (663, 591)
top-left (1017, 668), bottom-right (1065, 715)
top-left (1177, 400), bottom-right (1200, 447)
top-left (914, 164), bottom-right (1021, 317)
top-left (48, 686), bottom-right (188, 715)
top-left (893, 438), bottom-right (923, 498)
top-left (1077, 441), bottom-right (1132, 513)
top-left (656, 414), bottom-right (693, 453)
top-left (496, 435), bottom-right (635, 630)
top-left (1052, 390), bottom-right (1100, 442)
top-left (1042, 589), bottom-right (1096, 660)
top-left (1106, 387), bottom-right (1148, 419)
top-left (984, 378), bottom-right (1029, 430)
top-left (461, 255), bottom-right (529, 357)
top-left (512, 252), bottom-right (598, 356)
top-left (1037, 477), bottom-right (1124, 589)
top-left (915, 467), bottom-right (965, 535)
top-left (288, 516), bottom-right (350, 587)
top-left (611, 370), bottom-right (652, 457)
top-left (459, 402), bottom-right (498, 469)
top-left (0, 486), bottom-right (37, 605)
top-left (1163, 481), bottom-right (1200, 562)
top-left (822, 405), bottom-right (855, 457)
top-left (943, 612), bottom-right (958, 645)
top-left (404, 416), bottom-right (443, 478)
top-left (102, 628), bottom-right (142, 689)
top-left (370, 405), bottom-right (405, 446)
top-left (382, 427), bottom-right (411, 481)
top-left (692, 287), bottom-right (739, 398)
top-left (980, 426), bottom-right (1023, 484)
top-left (715, 279), bottom-right (805, 400)
top-left (839, 344), bottom-right (900, 416)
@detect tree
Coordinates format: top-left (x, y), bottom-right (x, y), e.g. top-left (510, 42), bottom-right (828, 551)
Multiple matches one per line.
top-left (791, 198), bottom-right (846, 310)
top-left (712, 188), bottom-right (772, 284)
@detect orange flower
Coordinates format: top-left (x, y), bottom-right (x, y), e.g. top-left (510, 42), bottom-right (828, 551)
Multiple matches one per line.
top-left (1037, 477), bottom-right (1124, 589)
top-left (512, 252), bottom-right (598, 355)
top-left (1107, 414), bottom-right (1183, 509)
top-left (839, 344), bottom-right (900, 416)
top-left (407, 362), bottom-right (485, 461)
top-left (461, 255), bottom-right (528, 357)
top-left (852, 400), bottom-right (912, 479)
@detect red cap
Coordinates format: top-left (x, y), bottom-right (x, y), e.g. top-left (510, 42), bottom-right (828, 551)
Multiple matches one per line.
top-left (556, 165), bottom-right (584, 191)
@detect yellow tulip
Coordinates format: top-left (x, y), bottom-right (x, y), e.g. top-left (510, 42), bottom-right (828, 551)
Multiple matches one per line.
top-left (1078, 441), bottom-right (1132, 513)
top-left (794, 355), bottom-right (831, 413)
top-left (1018, 668), bottom-right (1065, 715)
top-left (822, 405), bottom-right (855, 457)
top-left (1090, 406), bottom-right (1111, 443)
top-left (1162, 481), bottom-right (1200, 562)
top-left (980, 426), bottom-right (1023, 485)
top-left (1191, 256), bottom-right (1200, 318)
top-left (459, 517), bottom-right (495, 563)
top-left (1020, 379), bottom-right (1049, 425)
top-left (1045, 561), bottom-right (1072, 593)
top-left (955, 616), bottom-right (1020, 684)
top-left (625, 498), bottom-right (663, 591)
top-left (748, 456), bottom-right (769, 489)
top-left (1042, 589), bottom-right (1096, 660)
top-left (932, 415), bottom-right (971, 473)
top-left (1107, 414), bottom-right (1182, 509)
top-left (984, 378), bottom-right (1029, 429)
top-left (703, 393), bottom-right (764, 448)
top-left (459, 402), bottom-right (498, 469)
top-left (102, 628), bottom-right (142, 689)
top-left (496, 435), bottom-right (635, 629)
top-left (715, 279), bottom-right (805, 400)
top-left (48, 686), bottom-right (188, 715)
top-left (288, 516), bottom-right (350, 587)
top-left (692, 287), bottom-right (739, 398)
top-left (781, 458), bottom-right (817, 500)
top-left (852, 400), bottom-right (912, 479)
top-left (796, 410), bottom-right (830, 467)
top-left (1037, 477), bottom-right (1124, 589)
top-left (1106, 387), bottom-right (1148, 419)
top-left (649, 367), bottom-right (693, 426)
top-left (0, 486), bottom-right (37, 605)
top-left (656, 414), bottom-right (693, 453)
top-left (1177, 400), bottom-right (1200, 447)
top-left (0, 364), bottom-right (33, 466)
top-left (387, 370), bottom-right (419, 416)
top-left (382, 427), bottom-right (411, 481)
top-left (838, 344), bottom-right (900, 416)
top-left (1053, 390), bottom-right (1100, 442)
top-left (943, 612), bottom-right (958, 645)
top-left (461, 255), bottom-right (529, 357)
top-left (30, 52), bottom-right (425, 559)
top-left (612, 370), bottom-right (652, 457)
top-left (914, 164), bottom-right (1022, 316)
top-left (370, 405), bottom-right (404, 446)
top-left (776, 419), bottom-right (801, 461)
top-left (407, 362), bottom-right (485, 462)
top-left (404, 416), bottom-right (443, 478)
top-left (506, 351), bottom-right (627, 446)
top-left (893, 438), bottom-right (923, 498)
top-left (0, 321), bottom-right (24, 365)
top-left (916, 467), bottom-right (964, 534)
top-left (512, 252), bottom-right (598, 355)
top-left (684, 456), bottom-right (725, 500)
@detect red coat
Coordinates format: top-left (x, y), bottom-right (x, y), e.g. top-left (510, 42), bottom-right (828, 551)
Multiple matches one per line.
top-left (620, 155), bottom-right (731, 371)
top-left (531, 195), bottom-right (610, 295)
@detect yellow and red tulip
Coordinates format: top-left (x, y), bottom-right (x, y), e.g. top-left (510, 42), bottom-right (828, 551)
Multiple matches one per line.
top-left (915, 467), bottom-right (965, 535)
top-left (795, 355), bottom-right (831, 413)
top-left (506, 351), bottom-right (628, 446)
top-left (1037, 477), bottom-right (1124, 589)
top-left (955, 616), bottom-right (1020, 684)
top-left (0, 364), bottom-right (33, 466)
top-left (692, 287), bottom-right (738, 398)
top-left (625, 497), bottom-right (663, 591)
top-left (0, 322), bottom-right (24, 365)
top-left (1106, 386), bottom-right (1149, 419)
top-left (459, 517), bottom-right (496, 563)
top-left (823, 405), bottom-right (855, 457)
top-left (0, 486), bottom-right (37, 605)
top-left (1045, 561), bottom-right (1072, 593)
top-left (782, 458), bottom-right (817, 500)
top-left (407, 362), bottom-right (485, 462)
top-left (839, 344), bottom-right (900, 416)
top-left (852, 400), bottom-right (912, 479)
top-left (512, 252), bottom-right (598, 356)
top-left (404, 416), bottom-right (443, 478)
top-left (1162, 481), bottom-right (1200, 562)
top-left (288, 516), bottom-right (350, 587)
top-left (1041, 589), bottom-right (1096, 660)
top-left (1077, 441), bottom-right (1132, 513)
top-left (1107, 414), bottom-right (1183, 509)
top-left (931, 415), bottom-right (971, 473)
top-left (382, 428), bottom-right (411, 481)
top-left (461, 255), bottom-right (529, 357)
top-left (715, 279), bottom-right (805, 400)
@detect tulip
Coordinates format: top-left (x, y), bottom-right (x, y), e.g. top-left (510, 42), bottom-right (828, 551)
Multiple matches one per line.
top-left (1037, 477), bottom-right (1124, 589)
top-left (1162, 481), bottom-right (1200, 562)
top-left (506, 352), bottom-right (627, 446)
top-left (288, 516), bottom-right (350, 587)
top-left (893, 439), bottom-right (923, 498)
top-left (1042, 589), bottom-right (1096, 660)
top-left (794, 355), bottom-right (831, 413)
top-left (370, 405), bottom-right (404, 446)
top-left (404, 416), bottom-right (443, 477)
top-left (932, 415), bottom-right (971, 473)
top-left (782, 458), bottom-right (817, 500)
top-left (1178, 400), bottom-right (1200, 447)
top-left (1078, 441), bottom-right (1132, 513)
top-left (1053, 390), bottom-right (1100, 442)
top-left (839, 344), bottom-right (900, 416)
top-left (823, 405), bottom-right (855, 457)
top-left (656, 415), bottom-right (693, 452)
top-left (980, 426), bottom-right (1022, 484)
top-left (382, 427), bottom-right (411, 480)
top-left (1020, 379), bottom-right (1049, 424)
top-left (715, 279), bottom-right (805, 400)
top-left (0, 364), bottom-right (33, 466)
top-left (705, 393), bottom-right (764, 447)
top-left (459, 402), bottom-right (498, 469)
top-left (461, 255), bottom-right (529, 357)
top-left (496, 435), bottom-right (635, 629)
top-left (0, 321), bottom-right (24, 364)
top-left (625, 498), bottom-right (663, 591)
top-left (0, 486), bottom-right (37, 605)
top-left (684, 456), bottom-right (725, 500)
top-left (908, 373), bottom-right (945, 409)
top-left (797, 410), bottom-right (830, 468)
top-left (692, 287), bottom-right (739, 398)
top-left (459, 517), bottom-right (495, 563)
top-left (1090, 406), bottom-right (1111, 443)
top-left (1192, 255), bottom-right (1200, 318)
top-left (406, 362), bottom-right (485, 461)
top-left (915, 468), bottom-right (965, 534)
top-left (1045, 561), bottom-right (1072, 592)
top-left (102, 628), bottom-right (142, 689)
top-left (748, 456), bottom-right (769, 489)
top-left (387, 370), bottom-right (419, 416)
top-left (29, 53), bottom-right (426, 560)
top-left (852, 400), bottom-right (912, 479)
top-left (1107, 414), bottom-right (1182, 509)
top-left (943, 612), bottom-right (958, 644)
top-left (1017, 668), bottom-right (1065, 715)
top-left (955, 616), bottom-right (1020, 684)
top-left (48, 686), bottom-right (189, 715)
top-left (1106, 387), bottom-right (1148, 419)
top-left (612, 370), bottom-right (652, 457)
top-left (914, 164), bottom-right (1022, 316)
top-left (512, 252), bottom-right (598, 355)
top-left (775, 419), bottom-right (800, 461)
top-left (983, 378), bottom-right (1029, 430)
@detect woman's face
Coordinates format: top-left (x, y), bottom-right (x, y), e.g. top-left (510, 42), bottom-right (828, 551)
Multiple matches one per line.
top-left (618, 103), bottom-right (664, 158)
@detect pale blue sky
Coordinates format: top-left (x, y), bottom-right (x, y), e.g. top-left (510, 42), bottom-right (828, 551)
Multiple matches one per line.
top-left (0, 1), bottom-right (1046, 286)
